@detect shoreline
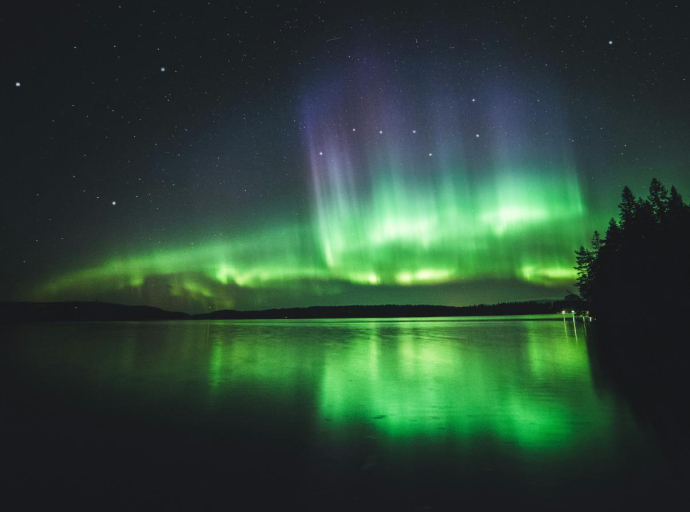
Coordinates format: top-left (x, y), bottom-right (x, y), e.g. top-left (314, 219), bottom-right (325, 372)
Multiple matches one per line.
top-left (0, 300), bottom-right (585, 322)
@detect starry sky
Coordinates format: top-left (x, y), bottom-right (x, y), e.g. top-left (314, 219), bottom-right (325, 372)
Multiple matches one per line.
top-left (2, 0), bottom-right (689, 313)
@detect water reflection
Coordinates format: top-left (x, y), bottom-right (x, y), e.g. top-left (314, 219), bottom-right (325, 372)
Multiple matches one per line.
top-left (200, 317), bottom-right (618, 456)
top-left (1, 317), bottom-right (676, 509)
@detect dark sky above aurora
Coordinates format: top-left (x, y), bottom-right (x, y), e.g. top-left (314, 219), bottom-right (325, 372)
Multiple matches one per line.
top-left (2, 1), bottom-right (689, 313)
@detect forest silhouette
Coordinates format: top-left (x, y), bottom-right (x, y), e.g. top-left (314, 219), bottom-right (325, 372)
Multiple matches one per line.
top-left (576, 179), bottom-right (690, 470)
top-left (575, 178), bottom-right (690, 339)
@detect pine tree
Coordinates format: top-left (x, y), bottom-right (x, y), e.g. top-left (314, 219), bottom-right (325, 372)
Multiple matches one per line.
top-left (574, 245), bottom-right (593, 300)
top-left (605, 218), bottom-right (621, 250)
top-left (668, 186), bottom-right (685, 219)
top-left (648, 177), bottom-right (669, 222)
top-left (590, 231), bottom-right (602, 255)
top-left (619, 186), bottom-right (637, 229)
top-left (634, 196), bottom-right (656, 237)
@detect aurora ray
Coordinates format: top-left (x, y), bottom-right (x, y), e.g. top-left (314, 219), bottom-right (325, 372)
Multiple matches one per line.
top-left (34, 63), bottom-right (590, 312)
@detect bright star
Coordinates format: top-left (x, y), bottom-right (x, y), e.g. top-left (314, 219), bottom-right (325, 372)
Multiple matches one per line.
top-left (472, 98), bottom-right (476, 102)
top-left (319, 151), bottom-right (323, 156)
top-left (111, 201), bottom-right (117, 206)
top-left (160, 67), bottom-right (166, 72)
top-left (412, 129), bottom-right (417, 134)
top-left (608, 40), bottom-right (613, 45)
top-left (379, 130), bottom-right (383, 134)
top-left (428, 152), bottom-right (433, 156)
top-left (15, 82), bottom-right (21, 87)
top-left (475, 134), bottom-right (480, 138)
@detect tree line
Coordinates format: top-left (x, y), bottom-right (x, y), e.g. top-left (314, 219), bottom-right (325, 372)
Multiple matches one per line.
top-left (575, 178), bottom-right (690, 338)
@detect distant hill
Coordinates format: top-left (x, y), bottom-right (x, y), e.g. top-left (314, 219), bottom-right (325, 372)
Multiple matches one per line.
top-left (0, 301), bottom-right (190, 322)
top-left (193, 301), bottom-right (577, 320)
top-left (0, 299), bottom-right (582, 322)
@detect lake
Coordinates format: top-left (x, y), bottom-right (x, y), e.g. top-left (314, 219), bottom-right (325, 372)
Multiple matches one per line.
top-left (0, 316), bottom-right (680, 510)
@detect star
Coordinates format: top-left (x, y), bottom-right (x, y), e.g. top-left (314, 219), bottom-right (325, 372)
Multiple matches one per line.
top-left (352, 128), bottom-right (356, 132)
top-left (15, 82), bottom-right (21, 87)
top-left (160, 66), bottom-right (166, 72)
top-left (428, 152), bottom-right (433, 156)
top-left (319, 151), bottom-right (323, 155)
top-left (472, 98), bottom-right (476, 102)
top-left (379, 130), bottom-right (383, 134)
top-left (608, 40), bottom-right (613, 45)
top-left (112, 201), bottom-right (117, 205)
top-left (412, 129), bottom-right (417, 134)
top-left (475, 134), bottom-right (480, 138)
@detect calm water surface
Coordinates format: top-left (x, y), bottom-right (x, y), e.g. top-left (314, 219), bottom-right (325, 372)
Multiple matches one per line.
top-left (0, 317), bottom-right (679, 510)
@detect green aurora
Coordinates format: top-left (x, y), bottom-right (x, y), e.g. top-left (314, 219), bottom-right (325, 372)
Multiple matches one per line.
top-left (6, 5), bottom-right (690, 316)
top-left (34, 70), bottom-right (598, 312)
top-left (38, 167), bottom-right (587, 311)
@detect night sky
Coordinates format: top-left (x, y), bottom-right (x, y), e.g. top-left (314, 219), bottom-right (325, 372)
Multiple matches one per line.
top-left (3, 1), bottom-right (689, 313)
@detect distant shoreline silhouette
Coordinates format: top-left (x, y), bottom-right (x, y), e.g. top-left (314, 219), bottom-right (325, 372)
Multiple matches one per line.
top-left (0, 299), bottom-right (583, 322)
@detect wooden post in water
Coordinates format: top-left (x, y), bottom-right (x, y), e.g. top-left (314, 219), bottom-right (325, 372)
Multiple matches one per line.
top-left (571, 310), bottom-right (577, 338)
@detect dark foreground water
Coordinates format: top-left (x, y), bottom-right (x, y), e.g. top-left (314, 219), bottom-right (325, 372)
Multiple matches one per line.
top-left (0, 317), bottom-right (682, 510)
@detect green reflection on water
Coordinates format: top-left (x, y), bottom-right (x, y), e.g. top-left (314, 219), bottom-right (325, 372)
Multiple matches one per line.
top-left (204, 317), bottom-right (614, 454)
top-left (4, 317), bottom-right (618, 461)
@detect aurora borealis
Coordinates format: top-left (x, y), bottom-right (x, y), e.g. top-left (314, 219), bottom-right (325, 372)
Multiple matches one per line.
top-left (3, 3), bottom-right (688, 507)
top-left (3, 1), bottom-right (690, 312)
top-left (304, 67), bottom-right (586, 288)
top-left (38, 73), bottom-right (590, 311)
